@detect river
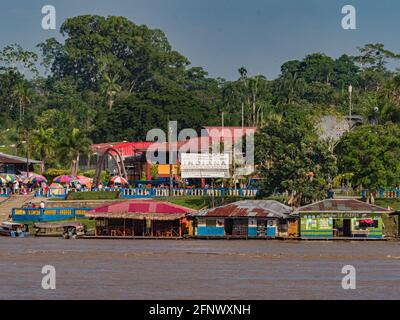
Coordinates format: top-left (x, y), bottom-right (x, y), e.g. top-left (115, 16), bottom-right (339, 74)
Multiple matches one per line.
top-left (0, 238), bottom-right (399, 300)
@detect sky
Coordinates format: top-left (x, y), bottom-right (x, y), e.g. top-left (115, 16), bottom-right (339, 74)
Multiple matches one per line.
top-left (1, 0), bottom-right (400, 80)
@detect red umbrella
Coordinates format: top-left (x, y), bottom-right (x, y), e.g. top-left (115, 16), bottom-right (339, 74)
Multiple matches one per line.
top-left (110, 176), bottom-right (129, 185)
top-left (53, 175), bottom-right (77, 184)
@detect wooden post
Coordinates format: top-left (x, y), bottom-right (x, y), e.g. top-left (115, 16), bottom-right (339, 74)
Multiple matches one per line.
top-left (179, 219), bottom-right (182, 237)
top-left (94, 219), bottom-right (97, 236)
top-left (123, 219), bottom-right (126, 237)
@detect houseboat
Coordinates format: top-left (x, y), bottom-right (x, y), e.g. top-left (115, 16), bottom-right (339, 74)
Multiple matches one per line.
top-left (188, 200), bottom-right (296, 238)
top-left (298, 199), bottom-right (391, 239)
top-left (85, 200), bottom-right (196, 238)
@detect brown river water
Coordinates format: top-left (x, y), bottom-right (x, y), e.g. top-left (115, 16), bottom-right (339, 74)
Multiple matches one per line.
top-left (0, 238), bottom-right (400, 300)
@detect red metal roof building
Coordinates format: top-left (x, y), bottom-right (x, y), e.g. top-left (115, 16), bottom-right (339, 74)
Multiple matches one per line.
top-left (86, 200), bottom-right (196, 238)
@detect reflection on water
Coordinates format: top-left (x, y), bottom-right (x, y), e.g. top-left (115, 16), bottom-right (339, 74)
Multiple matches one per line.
top-left (0, 238), bottom-right (399, 300)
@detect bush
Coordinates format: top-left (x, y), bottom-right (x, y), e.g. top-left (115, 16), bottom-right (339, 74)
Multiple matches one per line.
top-left (66, 191), bottom-right (120, 201)
top-left (81, 170), bottom-right (110, 182)
top-left (46, 168), bottom-right (71, 181)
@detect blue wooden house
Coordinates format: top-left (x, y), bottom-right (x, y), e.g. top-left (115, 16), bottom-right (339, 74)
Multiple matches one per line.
top-left (188, 200), bottom-right (294, 238)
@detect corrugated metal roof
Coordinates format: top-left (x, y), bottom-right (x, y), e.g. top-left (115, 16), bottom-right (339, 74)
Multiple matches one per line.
top-left (189, 200), bottom-right (293, 218)
top-left (299, 199), bottom-right (390, 213)
top-left (87, 200), bottom-right (196, 219)
top-left (0, 152), bottom-right (42, 164)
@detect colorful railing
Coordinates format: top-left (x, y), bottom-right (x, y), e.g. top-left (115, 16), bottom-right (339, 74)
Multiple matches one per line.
top-left (33, 187), bottom-right (259, 199)
top-left (120, 188), bottom-right (259, 198)
top-left (11, 208), bottom-right (91, 222)
top-left (361, 189), bottom-right (400, 199)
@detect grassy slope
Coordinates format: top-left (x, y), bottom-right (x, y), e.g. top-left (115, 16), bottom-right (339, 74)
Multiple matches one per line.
top-left (65, 191), bottom-right (120, 201)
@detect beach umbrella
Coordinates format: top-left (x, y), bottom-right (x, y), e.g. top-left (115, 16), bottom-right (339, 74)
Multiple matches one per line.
top-left (76, 176), bottom-right (92, 186)
top-left (49, 183), bottom-right (63, 188)
top-left (28, 175), bottom-right (48, 184)
top-left (53, 175), bottom-right (77, 184)
top-left (0, 174), bottom-right (16, 183)
top-left (0, 177), bottom-right (7, 185)
top-left (110, 176), bottom-right (129, 185)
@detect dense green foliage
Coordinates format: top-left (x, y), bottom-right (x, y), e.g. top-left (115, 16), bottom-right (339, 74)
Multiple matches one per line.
top-left (1, 15), bottom-right (400, 201)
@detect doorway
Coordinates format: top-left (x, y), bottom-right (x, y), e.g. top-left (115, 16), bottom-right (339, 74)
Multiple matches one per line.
top-left (333, 219), bottom-right (352, 237)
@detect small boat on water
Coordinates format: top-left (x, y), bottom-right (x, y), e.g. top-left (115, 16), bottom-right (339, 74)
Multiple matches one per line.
top-left (34, 222), bottom-right (85, 239)
top-left (0, 221), bottom-right (29, 238)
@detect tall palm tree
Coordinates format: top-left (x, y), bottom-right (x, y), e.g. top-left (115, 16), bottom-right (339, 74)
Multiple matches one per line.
top-left (279, 72), bottom-right (305, 104)
top-left (12, 82), bottom-right (33, 121)
top-left (100, 73), bottom-right (122, 111)
top-left (31, 128), bottom-right (56, 174)
top-left (58, 128), bottom-right (92, 176)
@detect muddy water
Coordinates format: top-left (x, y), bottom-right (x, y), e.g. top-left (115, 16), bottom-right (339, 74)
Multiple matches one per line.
top-left (0, 238), bottom-right (399, 300)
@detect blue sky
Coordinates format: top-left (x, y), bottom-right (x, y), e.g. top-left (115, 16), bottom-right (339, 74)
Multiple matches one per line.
top-left (1, 0), bottom-right (399, 80)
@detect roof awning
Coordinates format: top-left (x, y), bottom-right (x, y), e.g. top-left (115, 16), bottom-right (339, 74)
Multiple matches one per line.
top-left (86, 212), bottom-right (185, 221)
top-left (0, 152), bottom-right (42, 165)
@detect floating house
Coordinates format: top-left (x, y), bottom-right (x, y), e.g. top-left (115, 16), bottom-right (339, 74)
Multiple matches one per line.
top-left (85, 200), bottom-right (196, 238)
top-left (188, 200), bottom-right (295, 238)
top-left (298, 199), bottom-right (390, 239)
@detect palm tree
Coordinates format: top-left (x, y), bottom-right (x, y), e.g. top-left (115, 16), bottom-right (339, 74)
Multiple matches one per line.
top-left (100, 73), bottom-right (122, 111)
top-left (279, 72), bottom-right (305, 104)
top-left (31, 128), bottom-right (56, 174)
top-left (12, 82), bottom-right (33, 121)
top-left (58, 128), bottom-right (92, 176)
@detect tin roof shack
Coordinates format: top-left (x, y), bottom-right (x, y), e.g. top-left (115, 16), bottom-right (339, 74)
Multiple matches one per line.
top-left (86, 200), bottom-right (196, 238)
top-left (188, 200), bottom-right (294, 238)
top-left (298, 199), bottom-right (391, 239)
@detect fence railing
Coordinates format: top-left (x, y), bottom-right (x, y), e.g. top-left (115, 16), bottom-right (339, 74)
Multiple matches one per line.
top-left (32, 187), bottom-right (259, 199)
top-left (361, 189), bottom-right (400, 199)
top-left (0, 188), bottom-right (10, 197)
top-left (11, 208), bottom-right (91, 222)
top-left (120, 188), bottom-right (259, 198)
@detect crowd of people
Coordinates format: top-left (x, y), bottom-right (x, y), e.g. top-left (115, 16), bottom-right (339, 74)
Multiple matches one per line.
top-left (4, 180), bottom-right (49, 195)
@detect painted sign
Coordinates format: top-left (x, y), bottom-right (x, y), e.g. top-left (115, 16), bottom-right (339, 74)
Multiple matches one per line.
top-left (181, 153), bottom-right (230, 178)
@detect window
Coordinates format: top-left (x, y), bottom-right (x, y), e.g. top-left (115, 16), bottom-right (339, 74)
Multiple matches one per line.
top-left (206, 219), bottom-right (217, 227)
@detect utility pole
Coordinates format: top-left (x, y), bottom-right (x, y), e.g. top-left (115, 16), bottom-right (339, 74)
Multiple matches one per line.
top-left (25, 130), bottom-right (30, 179)
top-left (348, 85), bottom-right (353, 131)
top-left (241, 103), bottom-right (244, 130)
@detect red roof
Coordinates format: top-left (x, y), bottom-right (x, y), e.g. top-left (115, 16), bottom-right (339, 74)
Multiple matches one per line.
top-left (91, 127), bottom-right (256, 158)
top-left (88, 200), bottom-right (196, 215)
top-left (91, 142), bottom-right (154, 158)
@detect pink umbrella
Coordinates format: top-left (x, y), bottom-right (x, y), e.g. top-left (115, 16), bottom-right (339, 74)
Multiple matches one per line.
top-left (76, 176), bottom-right (92, 186)
top-left (53, 175), bottom-right (77, 184)
top-left (110, 176), bottom-right (129, 185)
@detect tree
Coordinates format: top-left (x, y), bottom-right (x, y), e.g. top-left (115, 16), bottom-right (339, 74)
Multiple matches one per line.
top-left (12, 81), bottom-right (33, 121)
top-left (278, 72), bottom-right (305, 104)
top-left (100, 73), bottom-right (122, 110)
top-left (336, 124), bottom-right (400, 190)
top-left (255, 109), bottom-right (337, 206)
top-left (58, 128), bottom-right (92, 176)
top-left (31, 128), bottom-right (57, 173)
top-left (0, 44), bottom-right (38, 76)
